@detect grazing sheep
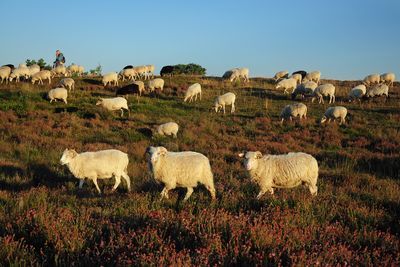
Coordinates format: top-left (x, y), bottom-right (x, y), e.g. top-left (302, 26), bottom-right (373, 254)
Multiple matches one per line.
top-left (156, 122), bottom-right (179, 138)
top-left (320, 106), bottom-right (348, 125)
top-left (102, 72), bottom-right (119, 87)
top-left (59, 78), bottom-right (75, 92)
top-left (276, 78), bottom-right (297, 94)
top-left (363, 74), bottom-right (380, 86)
top-left (60, 149), bottom-right (131, 194)
top-left (146, 64), bottom-right (155, 78)
top-left (238, 151), bottom-right (318, 198)
top-left (31, 70), bottom-right (52, 85)
top-left (291, 81), bottom-right (318, 100)
top-left (348, 84), bottom-right (366, 102)
top-left (9, 66), bottom-right (30, 82)
top-left (52, 65), bottom-right (68, 77)
top-left (119, 68), bottom-right (137, 81)
top-left (116, 82), bottom-right (143, 97)
top-left (133, 66), bottom-right (148, 80)
top-left (292, 70), bottom-right (307, 79)
top-left (380, 72), bottom-right (395, 87)
top-left (273, 70), bottom-right (289, 81)
top-left (133, 81), bottom-right (145, 95)
top-left (223, 68), bottom-right (249, 82)
top-left (290, 73), bottom-right (302, 85)
top-left (0, 66), bottom-right (12, 84)
top-left (184, 83), bottom-right (202, 102)
top-left (280, 103), bottom-right (307, 124)
top-left (67, 64), bottom-right (84, 76)
top-left (2, 64), bottom-right (15, 71)
top-left (366, 84), bottom-right (389, 98)
top-left (96, 97), bottom-right (129, 117)
top-left (146, 146), bottom-right (216, 201)
top-left (48, 88), bottom-right (68, 104)
top-left (311, 83), bottom-right (335, 104)
top-left (214, 92), bottom-right (236, 114)
top-left (160, 65), bottom-right (175, 76)
top-left (304, 71), bottom-right (321, 84)
top-left (148, 78), bottom-right (165, 92)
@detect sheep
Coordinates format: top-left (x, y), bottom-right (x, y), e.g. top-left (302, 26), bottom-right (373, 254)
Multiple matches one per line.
top-left (292, 70), bottom-right (307, 79)
top-left (380, 72), bottom-right (395, 87)
top-left (273, 70), bottom-right (289, 81)
top-left (363, 74), bottom-right (380, 86)
top-left (276, 78), bottom-right (297, 94)
top-left (60, 149), bottom-right (131, 194)
top-left (52, 65), bottom-right (68, 77)
top-left (213, 92), bottom-right (236, 114)
top-left (148, 78), bottom-right (165, 92)
top-left (223, 68), bottom-right (249, 82)
top-left (146, 64), bottom-right (155, 79)
top-left (291, 81), bottom-right (318, 100)
top-left (365, 84), bottom-right (389, 98)
top-left (9, 66), bottom-right (30, 82)
top-left (78, 65), bottom-right (84, 75)
top-left (290, 73), bottom-right (302, 85)
top-left (160, 65), bottom-right (175, 76)
top-left (2, 64), bottom-right (15, 71)
top-left (146, 146), bottom-right (216, 201)
top-left (184, 83), bottom-right (202, 102)
top-left (238, 151), bottom-right (318, 198)
top-left (116, 82), bottom-right (143, 97)
top-left (303, 71), bottom-right (321, 84)
top-left (119, 68), bottom-right (137, 81)
top-left (133, 81), bottom-right (145, 95)
top-left (48, 88), bottom-right (68, 104)
top-left (31, 70), bottom-right (52, 85)
top-left (102, 72), bottom-right (119, 87)
top-left (59, 78), bottom-right (75, 92)
top-left (156, 122), bottom-right (179, 138)
top-left (311, 83), bottom-right (335, 104)
top-left (348, 84), bottom-right (366, 102)
top-left (280, 103), bottom-right (307, 124)
top-left (28, 64), bottom-right (40, 76)
top-left (320, 106), bottom-right (348, 125)
top-left (96, 97), bottom-right (129, 117)
top-left (67, 64), bottom-right (80, 76)
top-left (133, 66), bottom-right (148, 80)
top-left (0, 66), bottom-right (11, 84)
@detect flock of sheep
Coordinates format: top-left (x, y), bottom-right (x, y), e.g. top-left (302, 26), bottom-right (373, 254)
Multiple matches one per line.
top-left (0, 62), bottom-right (396, 201)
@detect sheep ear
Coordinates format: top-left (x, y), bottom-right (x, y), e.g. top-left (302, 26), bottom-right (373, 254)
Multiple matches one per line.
top-left (159, 147), bottom-right (168, 156)
top-left (238, 152), bottom-right (245, 158)
top-left (256, 151), bottom-right (263, 159)
top-left (69, 149), bottom-right (78, 158)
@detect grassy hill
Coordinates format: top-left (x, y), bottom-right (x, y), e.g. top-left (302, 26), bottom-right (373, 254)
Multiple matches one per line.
top-left (0, 76), bottom-right (399, 265)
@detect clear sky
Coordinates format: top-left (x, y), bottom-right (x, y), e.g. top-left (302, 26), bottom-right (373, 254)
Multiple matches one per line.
top-left (0, 0), bottom-right (399, 80)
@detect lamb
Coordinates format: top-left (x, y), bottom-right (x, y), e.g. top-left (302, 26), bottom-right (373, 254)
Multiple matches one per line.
top-left (31, 70), bottom-right (52, 85)
top-left (52, 65), bottom-right (68, 77)
top-left (102, 72), bottom-right (119, 87)
top-left (116, 81), bottom-right (145, 96)
top-left (273, 70), bottom-right (289, 81)
top-left (184, 83), bottom-right (202, 102)
top-left (320, 106), bottom-right (348, 125)
top-left (380, 72), bottom-right (395, 87)
top-left (96, 97), bottom-right (129, 117)
top-left (0, 66), bottom-right (11, 84)
top-left (213, 92), bottom-right (236, 114)
top-left (60, 149), bottom-right (131, 194)
top-left (148, 78), bottom-right (165, 92)
top-left (48, 88), bottom-right (68, 104)
top-left (311, 83), bottom-right (335, 104)
top-left (238, 151), bottom-right (318, 198)
top-left (365, 84), bottom-right (389, 98)
top-left (290, 73), bottom-right (302, 85)
top-left (280, 103), bottom-right (307, 124)
top-left (59, 78), bottom-right (75, 92)
top-left (156, 122), bottom-right (179, 138)
top-left (146, 146), bottom-right (216, 201)
top-left (276, 78), bottom-right (297, 94)
top-left (348, 84), bottom-right (366, 102)
top-left (303, 71), bottom-right (321, 84)
top-left (291, 81), bottom-right (318, 100)
top-left (363, 74), bottom-right (380, 86)
top-left (119, 68), bottom-right (137, 81)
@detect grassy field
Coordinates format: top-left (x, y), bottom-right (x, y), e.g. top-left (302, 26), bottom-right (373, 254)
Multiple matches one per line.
top-left (0, 75), bottom-right (399, 265)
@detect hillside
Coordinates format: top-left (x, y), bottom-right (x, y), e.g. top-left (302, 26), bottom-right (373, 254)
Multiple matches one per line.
top-left (0, 76), bottom-right (399, 265)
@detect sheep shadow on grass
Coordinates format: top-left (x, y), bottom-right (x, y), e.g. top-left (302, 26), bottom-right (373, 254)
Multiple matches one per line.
top-left (82, 78), bottom-right (102, 85)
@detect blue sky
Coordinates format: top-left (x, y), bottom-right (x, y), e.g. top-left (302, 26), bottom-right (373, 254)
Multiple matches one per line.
top-left (0, 0), bottom-right (399, 80)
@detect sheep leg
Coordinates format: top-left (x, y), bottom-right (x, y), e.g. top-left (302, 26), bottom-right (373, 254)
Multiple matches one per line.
top-left (223, 104), bottom-right (226, 114)
top-left (309, 184), bottom-right (318, 196)
top-left (78, 179), bottom-right (84, 189)
top-left (160, 187), bottom-right (170, 200)
top-left (63, 98), bottom-right (67, 104)
top-left (199, 92), bottom-right (202, 100)
top-left (111, 175), bottom-right (121, 192)
top-left (205, 185), bottom-right (216, 200)
top-left (92, 178), bottom-right (102, 194)
top-left (231, 103), bottom-right (235, 113)
top-left (256, 190), bottom-right (267, 199)
top-left (183, 187), bottom-right (194, 201)
top-left (121, 172), bottom-right (131, 192)
top-left (120, 109), bottom-right (124, 117)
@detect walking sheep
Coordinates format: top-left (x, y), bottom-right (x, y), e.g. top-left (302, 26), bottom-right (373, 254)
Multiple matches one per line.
top-left (146, 146), bottom-right (216, 201)
top-left (96, 97), bottom-right (129, 117)
top-left (156, 122), bottom-right (179, 138)
top-left (213, 92), bottom-right (236, 114)
top-left (311, 83), bottom-right (335, 104)
top-left (184, 83), bottom-right (202, 102)
top-left (60, 149), bottom-right (131, 194)
top-left (365, 84), bottom-right (389, 98)
top-left (380, 72), bottom-right (395, 88)
top-left (238, 151), bottom-right (318, 198)
top-left (102, 72), bottom-right (119, 87)
top-left (280, 103), bottom-right (307, 124)
top-left (31, 70), bottom-right (52, 85)
top-left (48, 88), bottom-right (68, 104)
top-left (320, 106), bottom-right (348, 125)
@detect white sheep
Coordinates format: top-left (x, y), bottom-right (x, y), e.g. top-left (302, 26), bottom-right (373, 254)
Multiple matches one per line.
top-left (132, 81), bottom-right (145, 96)
top-left (304, 71), bottom-right (321, 84)
top-left (273, 70), bottom-right (289, 81)
top-left (96, 97), bottom-right (129, 117)
top-left (148, 78), bottom-right (165, 92)
top-left (31, 70), bottom-right (52, 85)
top-left (311, 83), bottom-right (335, 104)
top-left (102, 72), bottom-right (119, 87)
top-left (133, 66), bottom-right (148, 80)
top-left (48, 88), bottom-right (68, 104)
top-left (0, 66), bottom-right (11, 84)
top-left (214, 92), bottom-right (236, 114)
top-left (223, 68), bottom-right (249, 82)
top-left (366, 84), bottom-right (389, 98)
top-left (290, 73), bottom-right (302, 85)
top-left (9, 66), bottom-right (30, 82)
top-left (380, 72), bottom-right (395, 87)
top-left (59, 78), bottom-right (75, 92)
top-left (52, 65), bottom-right (68, 77)
top-left (184, 83), bottom-right (202, 102)
top-left (291, 81), bottom-right (318, 99)
top-left (60, 149), bottom-right (131, 194)
top-left (276, 78), bottom-right (297, 94)
top-left (348, 84), bottom-right (366, 102)
top-left (238, 151), bottom-right (318, 198)
top-left (28, 64), bottom-right (40, 76)
top-left (320, 106), bottom-right (348, 125)
top-left (78, 65), bottom-right (84, 75)
top-left (156, 122), bottom-right (179, 138)
top-left (146, 146), bottom-right (216, 201)
top-left (146, 64), bottom-right (155, 79)
top-left (119, 68), bottom-right (137, 81)
top-left (280, 103), bottom-right (307, 124)
top-left (363, 74), bottom-right (380, 86)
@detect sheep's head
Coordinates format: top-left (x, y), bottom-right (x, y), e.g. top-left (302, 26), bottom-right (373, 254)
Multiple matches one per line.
top-left (95, 99), bottom-right (104, 106)
top-left (146, 146), bottom-right (168, 164)
top-left (238, 151), bottom-right (262, 171)
top-left (60, 149), bottom-right (78, 165)
top-left (214, 101), bottom-right (221, 112)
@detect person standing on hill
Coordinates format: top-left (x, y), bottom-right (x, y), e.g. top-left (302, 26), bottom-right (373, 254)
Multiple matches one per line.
top-left (53, 50), bottom-right (65, 67)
